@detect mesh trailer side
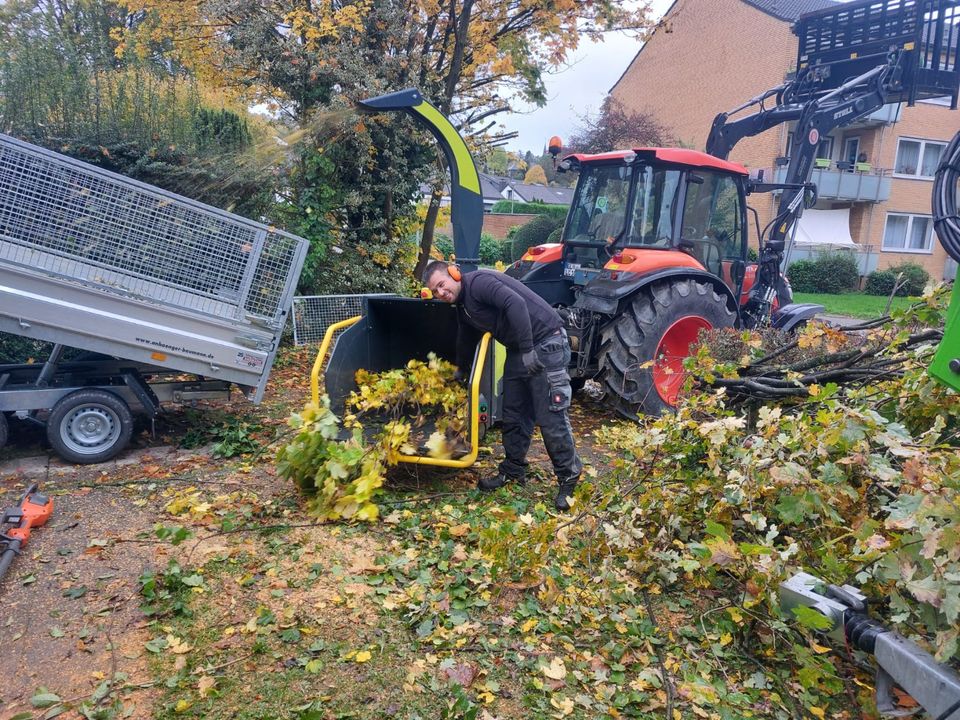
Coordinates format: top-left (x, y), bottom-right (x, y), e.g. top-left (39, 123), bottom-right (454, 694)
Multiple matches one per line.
top-left (0, 134), bottom-right (308, 329)
top-left (793, 0), bottom-right (959, 108)
top-left (291, 294), bottom-right (396, 346)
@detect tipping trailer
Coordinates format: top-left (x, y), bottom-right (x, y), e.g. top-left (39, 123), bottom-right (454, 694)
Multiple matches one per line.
top-left (0, 134), bottom-right (308, 463)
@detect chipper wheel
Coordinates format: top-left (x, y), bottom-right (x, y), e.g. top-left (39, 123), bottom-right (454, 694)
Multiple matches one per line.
top-left (47, 389), bottom-right (134, 464)
top-left (599, 278), bottom-right (736, 418)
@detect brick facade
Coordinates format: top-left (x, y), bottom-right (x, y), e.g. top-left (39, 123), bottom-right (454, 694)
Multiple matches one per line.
top-left (610, 0), bottom-right (959, 280)
top-left (438, 213), bottom-right (540, 240)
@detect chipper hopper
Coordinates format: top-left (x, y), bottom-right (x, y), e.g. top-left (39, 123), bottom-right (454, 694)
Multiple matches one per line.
top-left (316, 89), bottom-right (505, 467)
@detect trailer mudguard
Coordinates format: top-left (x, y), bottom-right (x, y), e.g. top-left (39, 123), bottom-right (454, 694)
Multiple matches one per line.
top-left (770, 303), bottom-right (824, 332)
top-left (358, 89), bottom-right (483, 272)
top-left (574, 268), bottom-right (740, 319)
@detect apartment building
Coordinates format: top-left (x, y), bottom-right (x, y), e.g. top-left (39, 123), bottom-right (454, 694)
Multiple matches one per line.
top-left (610, 0), bottom-right (959, 280)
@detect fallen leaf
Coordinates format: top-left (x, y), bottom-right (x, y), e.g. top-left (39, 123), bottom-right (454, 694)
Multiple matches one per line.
top-left (355, 650), bottom-right (372, 663)
top-left (197, 676), bottom-right (216, 698)
top-left (442, 662), bottom-right (477, 687)
top-left (542, 656), bottom-right (567, 680)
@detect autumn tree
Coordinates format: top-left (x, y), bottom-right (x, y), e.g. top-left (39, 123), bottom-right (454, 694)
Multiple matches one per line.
top-left (523, 164), bottom-right (547, 185)
top-left (568, 96), bottom-right (668, 154)
top-left (115, 0), bottom-right (656, 281)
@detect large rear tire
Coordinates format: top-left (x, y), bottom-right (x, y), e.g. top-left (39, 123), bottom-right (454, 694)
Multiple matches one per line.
top-left (599, 279), bottom-right (736, 418)
top-left (47, 389), bottom-right (134, 464)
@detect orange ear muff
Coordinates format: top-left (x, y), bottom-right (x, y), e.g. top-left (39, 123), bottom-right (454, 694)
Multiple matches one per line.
top-left (447, 265), bottom-right (461, 281)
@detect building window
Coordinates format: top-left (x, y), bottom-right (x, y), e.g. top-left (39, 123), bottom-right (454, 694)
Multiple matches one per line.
top-left (882, 213), bottom-right (934, 253)
top-left (894, 138), bottom-right (946, 178)
top-left (786, 132), bottom-right (834, 160)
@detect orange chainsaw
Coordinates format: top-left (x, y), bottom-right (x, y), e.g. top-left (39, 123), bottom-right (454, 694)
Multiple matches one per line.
top-left (0, 483), bottom-right (54, 585)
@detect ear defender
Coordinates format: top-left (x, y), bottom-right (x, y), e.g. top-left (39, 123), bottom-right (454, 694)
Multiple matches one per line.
top-left (447, 264), bottom-right (462, 281)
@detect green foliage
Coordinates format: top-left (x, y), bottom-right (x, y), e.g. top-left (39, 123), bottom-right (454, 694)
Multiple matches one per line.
top-left (546, 225), bottom-right (563, 244)
top-left (787, 252), bottom-right (860, 294)
top-left (489, 201), bottom-right (568, 218)
top-left (865, 262), bottom-right (931, 297)
top-left (278, 355), bottom-right (466, 522)
top-left (509, 215), bottom-right (565, 261)
top-left (139, 559), bottom-right (198, 618)
top-left (478, 232), bottom-right (511, 265)
top-left (211, 421), bottom-right (261, 458)
top-left (865, 269), bottom-right (898, 296)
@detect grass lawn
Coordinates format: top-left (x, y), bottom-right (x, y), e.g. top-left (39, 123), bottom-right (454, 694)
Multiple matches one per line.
top-left (793, 291), bottom-right (919, 319)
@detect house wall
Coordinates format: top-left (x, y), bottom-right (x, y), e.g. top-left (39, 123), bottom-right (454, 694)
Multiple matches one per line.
top-left (437, 213), bottom-right (541, 241)
top-left (611, 0), bottom-right (960, 281)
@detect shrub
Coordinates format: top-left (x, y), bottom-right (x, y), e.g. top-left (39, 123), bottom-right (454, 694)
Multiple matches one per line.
top-left (478, 232), bottom-right (509, 266)
top-left (812, 252), bottom-right (860, 294)
top-left (864, 269), bottom-right (897, 296)
top-left (509, 215), bottom-right (564, 262)
top-left (865, 263), bottom-right (929, 297)
top-left (546, 225), bottom-right (563, 244)
top-left (787, 253), bottom-right (859, 294)
top-left (489, 201), bottom-right (568, 219)
top-left (888, 262), bottom-right (929, 296)
top-left (433, 233), bottom-right (454, 260)
top-left (785, 259), bottom-right (818, 293)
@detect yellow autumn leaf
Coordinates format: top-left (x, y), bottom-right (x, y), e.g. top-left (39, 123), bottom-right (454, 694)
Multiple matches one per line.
top-left (355, 650), bottom-right (372, 663)
top-left (521, 618), bottom-right (538, 633)
top-left (174, 699), bottom-right (192, 713)
top-left (542, 656), bottom-right (567, 680)
top-left (811, 641), bottom-right (832, 654)
top-left (809, 706), bottom-right (825, 719)
top-left (166, 635), bottom-right (192, 654)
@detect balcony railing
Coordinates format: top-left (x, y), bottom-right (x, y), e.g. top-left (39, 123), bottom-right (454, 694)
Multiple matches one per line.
top-left (773, 163), bottom-right (891, 203)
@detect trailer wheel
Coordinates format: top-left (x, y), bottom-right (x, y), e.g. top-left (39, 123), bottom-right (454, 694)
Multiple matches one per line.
top-left (47, 390), bottom-right (133, 464)
top-left (598, 279), bottom-right (736, 418)
top-left (0, 413), bottom-right (7, 450)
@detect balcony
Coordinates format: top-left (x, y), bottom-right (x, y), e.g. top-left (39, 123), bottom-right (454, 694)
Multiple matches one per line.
top-left (773, 163), bottom-right (891, 203)
top-left (849, 102), bottom-right (903, 127)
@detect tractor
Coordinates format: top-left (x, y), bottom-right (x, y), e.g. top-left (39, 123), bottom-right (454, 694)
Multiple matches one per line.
top-left (506, 0), bottom-right (960, 417)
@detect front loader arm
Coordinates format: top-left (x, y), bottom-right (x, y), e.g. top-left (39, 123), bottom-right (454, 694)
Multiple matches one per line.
top-left (358, 88), bottom-right (483, 271)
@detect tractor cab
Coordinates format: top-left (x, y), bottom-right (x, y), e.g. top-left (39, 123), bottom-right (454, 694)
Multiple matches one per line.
top-left (510, 148), bottom-right (753, 309)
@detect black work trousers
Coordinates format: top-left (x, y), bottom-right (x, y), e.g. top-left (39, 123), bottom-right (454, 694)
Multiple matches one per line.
top-left (498, 330), bottom-right (582, 484)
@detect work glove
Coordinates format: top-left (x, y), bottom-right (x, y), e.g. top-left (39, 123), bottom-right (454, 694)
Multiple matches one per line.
top-left (521, 349), bottom-right (545, 376)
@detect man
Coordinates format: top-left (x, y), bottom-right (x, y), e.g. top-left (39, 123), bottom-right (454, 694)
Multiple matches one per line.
top-left (423, 260), bottom-right (582, 511)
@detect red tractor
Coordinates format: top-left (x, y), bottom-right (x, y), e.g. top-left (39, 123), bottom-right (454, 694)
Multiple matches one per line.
top-left (506, 0), bottom-right (959, 417)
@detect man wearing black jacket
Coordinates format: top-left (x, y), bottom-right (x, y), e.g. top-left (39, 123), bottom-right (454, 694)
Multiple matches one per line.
top-left (423, 261), bottom-right (581, 511)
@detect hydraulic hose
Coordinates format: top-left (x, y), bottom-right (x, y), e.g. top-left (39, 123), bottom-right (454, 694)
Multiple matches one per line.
top-left (933, 131), bottom-right (960, 264)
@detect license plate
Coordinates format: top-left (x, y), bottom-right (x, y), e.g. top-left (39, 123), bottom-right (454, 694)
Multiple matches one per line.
top-left (563, 263), bottom-right (580, 278)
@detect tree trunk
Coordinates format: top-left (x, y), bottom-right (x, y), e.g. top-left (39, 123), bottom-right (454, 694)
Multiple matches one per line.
top-left (415, 189), bottom-right (444, 280)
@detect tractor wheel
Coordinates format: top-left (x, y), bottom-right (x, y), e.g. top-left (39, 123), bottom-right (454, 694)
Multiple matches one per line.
top-left (47, 389), bottom-right (134, 464)
top-left (599, 279), bottom-right (736, 418)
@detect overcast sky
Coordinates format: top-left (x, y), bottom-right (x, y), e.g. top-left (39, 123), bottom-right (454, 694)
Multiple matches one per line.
top-left (501, 0), bottom-right (675, 154)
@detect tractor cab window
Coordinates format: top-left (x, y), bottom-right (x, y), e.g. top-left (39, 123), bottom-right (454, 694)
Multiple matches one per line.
top-left (679, 172), bottom-right (742, 278)
top-left (565, 164), bottom-right (632, 246)
top-left (624, 165), bottom-right (682, 248)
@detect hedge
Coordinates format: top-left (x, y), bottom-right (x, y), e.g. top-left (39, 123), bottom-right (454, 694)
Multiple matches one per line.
top-left (489, 201), bottom-right (568, 219)
top-left (786, 252), bottom-right (860, 294)
top-left (865, 263), bottom-right (929, 296)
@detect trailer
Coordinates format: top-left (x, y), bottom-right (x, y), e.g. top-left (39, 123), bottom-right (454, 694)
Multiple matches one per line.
top-left (0, 134), bottom-right (308, 463)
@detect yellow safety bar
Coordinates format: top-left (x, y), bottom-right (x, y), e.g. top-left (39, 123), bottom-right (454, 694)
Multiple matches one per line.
top-left (311, 315), bottom-right (362, 407)
top-left (310, 316), bottom-right (490, 470)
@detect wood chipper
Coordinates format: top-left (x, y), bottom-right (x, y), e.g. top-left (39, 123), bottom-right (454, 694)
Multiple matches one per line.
top-left (314, 89), bottom-right (505, 468)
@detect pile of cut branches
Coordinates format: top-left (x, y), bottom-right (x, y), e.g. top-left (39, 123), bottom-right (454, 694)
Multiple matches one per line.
top-left (690, 288), bottom-right (948, 401)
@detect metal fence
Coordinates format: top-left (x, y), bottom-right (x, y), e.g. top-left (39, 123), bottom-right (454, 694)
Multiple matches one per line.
top-left (0, 134), bottom-right (307, 329)
top-left (290, 294), bottom-right (395, 345)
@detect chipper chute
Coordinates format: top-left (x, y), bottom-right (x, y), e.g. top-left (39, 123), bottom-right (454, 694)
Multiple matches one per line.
top-left (314, 89), bottom-right (504, 467)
